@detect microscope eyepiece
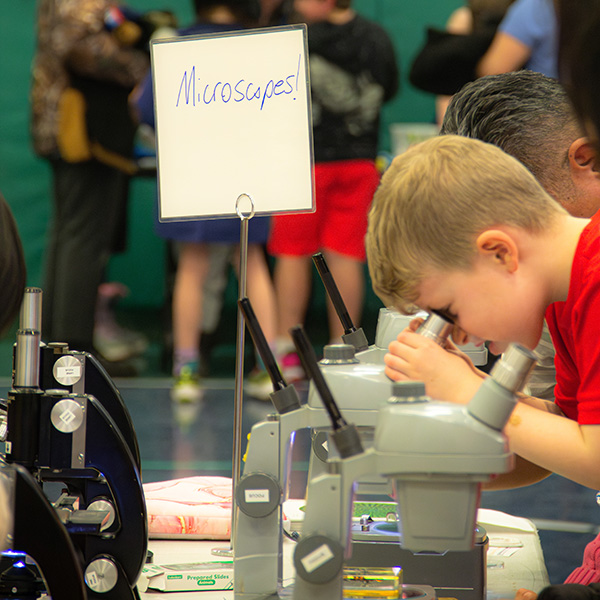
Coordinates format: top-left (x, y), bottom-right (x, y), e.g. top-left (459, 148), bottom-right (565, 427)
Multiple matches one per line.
top-left (416, 312), bottom-right (453, 346)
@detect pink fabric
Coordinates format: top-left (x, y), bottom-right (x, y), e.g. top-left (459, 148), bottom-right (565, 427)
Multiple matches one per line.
top-left (565, 533), bottom-right (600, 584)
top-left (143, 476), bottom-right (232, 539)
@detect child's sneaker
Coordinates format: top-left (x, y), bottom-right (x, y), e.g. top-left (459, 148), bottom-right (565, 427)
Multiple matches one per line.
top-left (279, 351), bottom-right (305, 384)
top-left (244, 368), bottom-right (273, 401)
top-left (171, 365), bottom-right (202, 403)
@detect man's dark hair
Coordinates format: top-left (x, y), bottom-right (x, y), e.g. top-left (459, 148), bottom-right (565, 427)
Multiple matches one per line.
top-left (440, 70), bottom-right (581, 201)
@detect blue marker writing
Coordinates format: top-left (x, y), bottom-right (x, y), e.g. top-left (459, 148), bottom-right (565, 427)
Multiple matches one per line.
top-left (174, 54), bottom-right (302, 111)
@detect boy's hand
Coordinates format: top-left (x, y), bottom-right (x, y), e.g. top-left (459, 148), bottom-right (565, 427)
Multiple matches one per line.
top-left (385, 329), bottom-right (484, 404)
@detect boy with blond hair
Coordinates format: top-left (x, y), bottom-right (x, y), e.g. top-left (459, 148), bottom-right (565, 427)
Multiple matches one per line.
top-left (365, 134), bottom-right (600, 492)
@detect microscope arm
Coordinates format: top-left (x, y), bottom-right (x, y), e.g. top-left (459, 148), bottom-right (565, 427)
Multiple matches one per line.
top-left (36, 392), bottom-right (147, 598)
top-left (293, 451), bottom-right (377, 600)
top-left (234, 397), bottom-right (361, 600)
top-left (234, 403), bottom-right (329, 599)
top-left (234, 416), bottom-right (288, 599)
top-left (312, 252), bottom-right (368, 351)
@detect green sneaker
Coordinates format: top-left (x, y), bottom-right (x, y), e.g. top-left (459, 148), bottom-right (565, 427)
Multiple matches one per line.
top-left (171, 365), bottom-right (202, 403)
top-left (244, 368), bottom-right (273, 401)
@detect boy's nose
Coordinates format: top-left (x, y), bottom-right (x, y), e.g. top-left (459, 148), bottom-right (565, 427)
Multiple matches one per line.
top-left (452, 326), bottom-right (485, 348)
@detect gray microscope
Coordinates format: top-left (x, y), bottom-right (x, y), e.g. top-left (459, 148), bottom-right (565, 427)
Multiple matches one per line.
top-left (232, 296), bottom-right (533, 599)
top-left (292, 333), bottom-right (536, 600)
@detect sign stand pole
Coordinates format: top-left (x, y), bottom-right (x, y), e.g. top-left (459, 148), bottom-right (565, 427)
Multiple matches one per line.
top-left (212, 193), bottom-right (254, 558)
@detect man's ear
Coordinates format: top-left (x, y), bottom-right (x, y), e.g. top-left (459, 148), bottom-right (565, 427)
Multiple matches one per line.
top-left (568, 137), bottom-right (600, 173)
top-left (475, 229), bottom-right (519, 273)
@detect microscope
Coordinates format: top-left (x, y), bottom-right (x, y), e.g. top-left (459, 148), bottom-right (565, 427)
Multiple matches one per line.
top-left (19, 288), bottom-right (141, 471)
top-left (1, 288), bottom-right (148, 599)
top-left (292, 329), bottom-right (536, 600)
top-left (233, 294), bottom-right (532, 599)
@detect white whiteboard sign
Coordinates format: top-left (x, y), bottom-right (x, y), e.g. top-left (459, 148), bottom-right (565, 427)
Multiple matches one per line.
top-left (150, 25), bottom-right (314, 221)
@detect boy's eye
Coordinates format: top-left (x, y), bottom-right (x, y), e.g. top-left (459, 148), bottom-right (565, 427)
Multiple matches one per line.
top-left (433, 307), bottom-right (458, 324)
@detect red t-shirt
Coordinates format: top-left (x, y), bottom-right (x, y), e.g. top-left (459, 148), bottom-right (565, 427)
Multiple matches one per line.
top-left (546, 212), bottom-right (600, 424)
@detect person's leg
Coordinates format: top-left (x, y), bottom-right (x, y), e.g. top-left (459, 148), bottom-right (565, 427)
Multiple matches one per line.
top-left (273, 254), bottom-right (312, 341)
top-left (320, 159), bottom-right (379, 343)
top-left (171, 242), bottom-right (210, 400)
top-left (242, 245), bottom-right (277, 344)
top-left (230, 244), bottom-right (279, 399)
top-left (45, 160), bottom-right (124, 351)
top-left (267, 202), bottom-right (320, 381)
top-left (202, 244), bottom-right (233, 335)
top-left (198, 244), bottom-right (233, 374)
top-left (322, 250), bottom-right (364, 343)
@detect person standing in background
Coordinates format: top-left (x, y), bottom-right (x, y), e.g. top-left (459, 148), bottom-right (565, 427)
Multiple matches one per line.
top-left (132, 0), bottom-right (279, 403)
top-left (30, 0), bottom-right (150, 373)
top-left (267, 0), bottom-right (399, 380)
top-left (476, 0), bottom-right (558, 78)
top-left (409, 0), bottom-right (515, 124)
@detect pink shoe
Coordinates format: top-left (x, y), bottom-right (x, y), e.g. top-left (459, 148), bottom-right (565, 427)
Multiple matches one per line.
top-left (279, 351), bottom-right (305, 384)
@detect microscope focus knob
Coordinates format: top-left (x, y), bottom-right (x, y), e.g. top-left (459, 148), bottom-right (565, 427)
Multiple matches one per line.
top-left (88, 499), bottom-right (116, 531)
top-left (389, 381), bottom-right (428, 403)
top-left (311, 430), bottom-right (329, 462)
top-left (85, 557), bottom-right (118, 593)
top-left (50, 398), bottom-right (85, 433)
top-left (320, 344), bottom-right (358, 364)
top-left (235, 472), bottom-right (281, 518)
top-left (294, 534), bottom-right (344, 584)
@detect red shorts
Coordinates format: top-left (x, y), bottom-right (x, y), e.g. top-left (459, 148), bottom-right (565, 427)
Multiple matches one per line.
top-left (268, 159), bottom-right (380, 261)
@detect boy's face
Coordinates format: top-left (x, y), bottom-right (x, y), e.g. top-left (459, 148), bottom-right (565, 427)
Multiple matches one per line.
top-left (414, 256), bottom-right (546, 355)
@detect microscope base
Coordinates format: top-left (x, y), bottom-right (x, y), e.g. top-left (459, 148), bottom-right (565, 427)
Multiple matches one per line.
top-left (348, 525), bottom-right (487, 600)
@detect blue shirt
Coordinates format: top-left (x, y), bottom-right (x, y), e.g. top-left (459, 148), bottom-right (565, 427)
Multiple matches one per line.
top-left (499, 0), bottom-right (558, 79)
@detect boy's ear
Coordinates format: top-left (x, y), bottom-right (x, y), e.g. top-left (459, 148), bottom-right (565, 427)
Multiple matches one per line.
top-left (475, 229), bottom-right (519, 273)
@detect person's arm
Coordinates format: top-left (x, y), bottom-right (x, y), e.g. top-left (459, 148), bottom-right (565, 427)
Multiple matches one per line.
top-left (386, 331), bottom-right (600, 490)
top-left (503, 403), bottom-right (600, 490)
top-left (483, 454), bottom-right (552, 489)
top-left (476, 30), bottom-right (530, 76)
top-left (130, 70), bottom-right (155, 127)
top-left (435, 6), bottom-right (474, 124)
top-left (482, 394), bottom-right (560, 489)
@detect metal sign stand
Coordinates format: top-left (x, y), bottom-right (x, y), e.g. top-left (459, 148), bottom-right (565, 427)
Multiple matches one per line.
top-left (212, 193), bottom-right (254, 557)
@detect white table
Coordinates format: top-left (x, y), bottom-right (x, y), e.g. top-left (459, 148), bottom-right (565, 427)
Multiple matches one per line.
top-left (139, 509), bottom-right (549, 600)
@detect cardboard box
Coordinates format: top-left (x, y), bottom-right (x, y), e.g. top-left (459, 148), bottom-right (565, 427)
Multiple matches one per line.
top-left (140, 561), bottom-right (234, 592)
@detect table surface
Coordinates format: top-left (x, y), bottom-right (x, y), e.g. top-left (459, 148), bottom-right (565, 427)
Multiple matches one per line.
top-left (139, 509), bottom-right (550, 600)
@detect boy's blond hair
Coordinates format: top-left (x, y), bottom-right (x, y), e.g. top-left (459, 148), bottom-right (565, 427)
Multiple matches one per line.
top-left (365, 135), bottom-right (567, 312)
